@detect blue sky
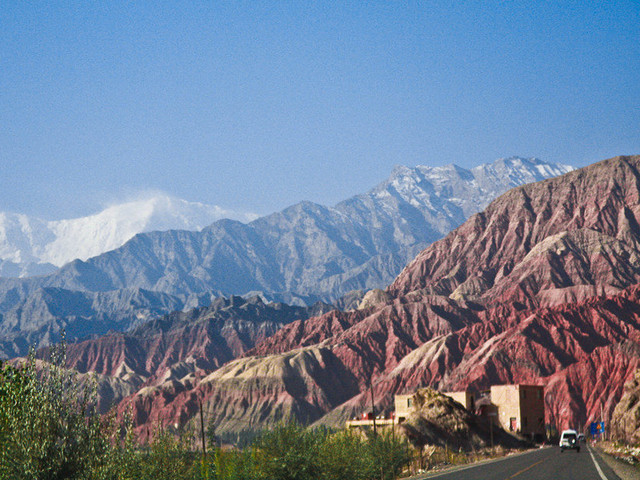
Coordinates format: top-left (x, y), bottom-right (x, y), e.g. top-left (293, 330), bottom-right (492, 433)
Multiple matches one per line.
top-left (1, 2), bottom-right (639, 220)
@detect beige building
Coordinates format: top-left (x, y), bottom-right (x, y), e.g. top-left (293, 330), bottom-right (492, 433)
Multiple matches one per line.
top-left (394, 394), bottom-right (414, 423)
top-left (444, 390), bottom-right (475, 411)
top-left (394, 390), bottom-right (474, 424)
top-left (490, 384), bottom-right (545, 437)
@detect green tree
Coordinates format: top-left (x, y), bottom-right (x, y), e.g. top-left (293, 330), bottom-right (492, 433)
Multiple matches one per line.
top-left (0, 343), bottom-right (110, 480)
top-left (318, 429), bottom-right (371, 480)
top-left (253, 422), bottom-right (325, 480)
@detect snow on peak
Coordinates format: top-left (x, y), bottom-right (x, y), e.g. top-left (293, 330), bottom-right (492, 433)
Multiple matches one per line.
top-left (368, 156), bottom-right (575, 221)
top-left (0, 194), bottom-right (258, 275)
top-left (471, 157), bottom-right (575, 188)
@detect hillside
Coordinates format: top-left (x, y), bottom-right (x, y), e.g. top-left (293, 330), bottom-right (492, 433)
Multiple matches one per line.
top-left (611, 367), bottom-right (640, 445)
top-left (97, 155), bottom-right (640, 439)
top-left (0, 157), bottom-right (571, 358)
top-left (39, 295), bottom-right (329, 414)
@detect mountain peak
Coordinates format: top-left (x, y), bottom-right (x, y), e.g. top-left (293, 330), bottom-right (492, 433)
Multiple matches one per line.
top-left (0, 157), bottom-right (572, 279)
top-left (0, 194), bottom-right (258, 275)
top-left (365, 157), bottom-right (574, 222)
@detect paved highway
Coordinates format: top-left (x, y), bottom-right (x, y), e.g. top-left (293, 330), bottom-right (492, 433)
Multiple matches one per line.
top-left (411, 444), bottom-right (624, 480)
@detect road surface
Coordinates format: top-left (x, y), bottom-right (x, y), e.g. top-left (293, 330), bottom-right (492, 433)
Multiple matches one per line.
top-left (411, 444), bottom-right (624, 480)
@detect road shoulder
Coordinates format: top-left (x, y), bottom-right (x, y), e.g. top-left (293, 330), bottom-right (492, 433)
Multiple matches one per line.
top-left (593, 445), bottom-right (639, 480)
top-left (407, 447), bottom-right (546, 479)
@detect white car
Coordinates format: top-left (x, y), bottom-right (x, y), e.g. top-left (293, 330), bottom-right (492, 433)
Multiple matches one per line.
top-left (559, 429), bottom-right (580, 452)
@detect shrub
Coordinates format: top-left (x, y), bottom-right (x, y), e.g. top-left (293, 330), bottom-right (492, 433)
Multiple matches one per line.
top-left (366, 430), bottom-right (411, 480)
top-left (212, 447), bottom-right (260, 480)
top-left (248, 423), bottom-right (409, 480)
top-left (0, 344), bottom-right (109, 480)
top-left (253, 422), bottom-right (325, 480)
top-left (129, 429), bottom-right (200, 480)
top-left (0, 340), bottom-right (410, 480)
top-left (318, 429), bottom-right (372, 480)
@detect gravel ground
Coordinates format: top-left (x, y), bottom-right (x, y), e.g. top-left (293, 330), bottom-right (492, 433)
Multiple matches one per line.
top-left (594, 447), bottom-right (640, 480)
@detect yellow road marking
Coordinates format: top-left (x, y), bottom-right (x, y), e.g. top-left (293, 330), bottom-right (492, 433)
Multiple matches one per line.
top-left (504, 459), bottom-right (545, 479)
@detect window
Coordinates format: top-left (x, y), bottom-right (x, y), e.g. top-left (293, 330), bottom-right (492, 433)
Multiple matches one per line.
top-left (407, 398), bottom-right (413, 408)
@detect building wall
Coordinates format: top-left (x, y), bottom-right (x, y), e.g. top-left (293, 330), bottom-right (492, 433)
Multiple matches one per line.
top-left (491, 385), bottom-right (545, 436)
top-left (518, 385), bottom-right (545, 436)
top-left (444, 391), bottom-right (475, 411)
top-left (394, 394), bottom-right (413, 422)
top-left (492, 385), bottom-right (521, 432)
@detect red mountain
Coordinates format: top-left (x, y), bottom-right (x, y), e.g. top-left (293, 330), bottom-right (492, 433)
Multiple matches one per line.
top-left (390, 156), bottom-right (640, 307)
top-left (51, 296), bottom-right (329, 414)
top-left (63, 155), bottom-right (640, 440)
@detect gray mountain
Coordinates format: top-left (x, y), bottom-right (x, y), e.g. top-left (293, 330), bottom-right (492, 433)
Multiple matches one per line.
top-left (0, 157), bottom-right (573, 358)
top-left (0, 194), bottom-right (258, 277)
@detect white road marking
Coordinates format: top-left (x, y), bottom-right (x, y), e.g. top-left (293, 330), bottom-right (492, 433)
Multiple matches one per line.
top-left (587, 445), bottom-right (610, 480)
top-left (410, 448), bottom-right (548, 479)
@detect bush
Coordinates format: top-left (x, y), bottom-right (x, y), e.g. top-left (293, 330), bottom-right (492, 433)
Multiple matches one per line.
top-left (253, 422), bottom-right (325, 480)
top-left (0, 340), bottom-right (410, 480)
top-left (245, 423), bottom-right (409, 480)
top-left (212, 447), bottom-right (260, 480)
top-left (318, 429), bottom-right (372, 480)
top-left (366, 430), bottom-right (411, 480)
top-left (0, 344), bottom-right (109, 480)
top-left (124, 429), bottom-right (201, 480)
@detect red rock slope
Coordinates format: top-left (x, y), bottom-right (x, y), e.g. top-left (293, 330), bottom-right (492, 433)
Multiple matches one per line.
top-left (74, 156), bottom-right (640, 439)
top-left (390, 155), bottom-right (640, 307)
top-left (54, 296), bottom-right (326, 413)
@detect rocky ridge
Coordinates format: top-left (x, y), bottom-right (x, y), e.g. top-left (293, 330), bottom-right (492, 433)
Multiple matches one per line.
top-left (611, 367), bottom-right (640, 445)
top-left (100, 155), bottom-right (640, 439)
top-left (0, 157), bottom-right (571, 358)
top-left (42, 295), bottom-right (329, 414)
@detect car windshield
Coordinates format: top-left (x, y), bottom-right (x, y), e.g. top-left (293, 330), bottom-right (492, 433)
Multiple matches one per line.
top-left (564, 434), bottom-right (576, 441)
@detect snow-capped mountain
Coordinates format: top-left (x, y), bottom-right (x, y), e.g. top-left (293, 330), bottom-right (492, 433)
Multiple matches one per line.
top-left (0, 156), bottom-right (575, 358)
top-left (375, 156), bottom-right (573, 219)
top-left (338, 157), bottom-right (574, 247)
top-left (0, 195), bottom-right (258, 277)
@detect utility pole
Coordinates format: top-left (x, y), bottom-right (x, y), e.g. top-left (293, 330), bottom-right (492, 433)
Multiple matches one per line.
top-left (370, 377), bottom-right (377, 436)
top-left (200, 400), bottom-right (207, 456)
top-left (200, 400), bottom-right (208, 478)
top-left (490, 417), bottom-right (494, 452)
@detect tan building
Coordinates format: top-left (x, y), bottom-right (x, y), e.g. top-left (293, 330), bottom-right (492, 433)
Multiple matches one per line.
top-left (394, 394), bottom-right (414, 423)
top-left (346, 393), bottom-right (418, 429)
top-left (394, 391), bottom-right (474, 424)
top-left (490, 384), bottom-right (545, 437)
top-left (444, 390), bottom-right (475, 411)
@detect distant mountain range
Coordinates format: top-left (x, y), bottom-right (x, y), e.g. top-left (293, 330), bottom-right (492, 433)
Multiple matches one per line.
top-left (0, 157), bottom-right (573, 358)
top-left (51, 295), bottom-right (332, 415)
top-left (0, 195), bottom-right (258, 277)
top-left (74, 155), bottom-right (639, 440)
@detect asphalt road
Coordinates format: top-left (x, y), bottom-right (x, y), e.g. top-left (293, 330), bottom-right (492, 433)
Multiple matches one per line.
top-left (411, 444), bottom-right (624, 480)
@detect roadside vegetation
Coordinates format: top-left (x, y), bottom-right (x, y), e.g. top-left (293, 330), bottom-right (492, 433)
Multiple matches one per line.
top-left (0, 340), bottom-right (410, 480)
